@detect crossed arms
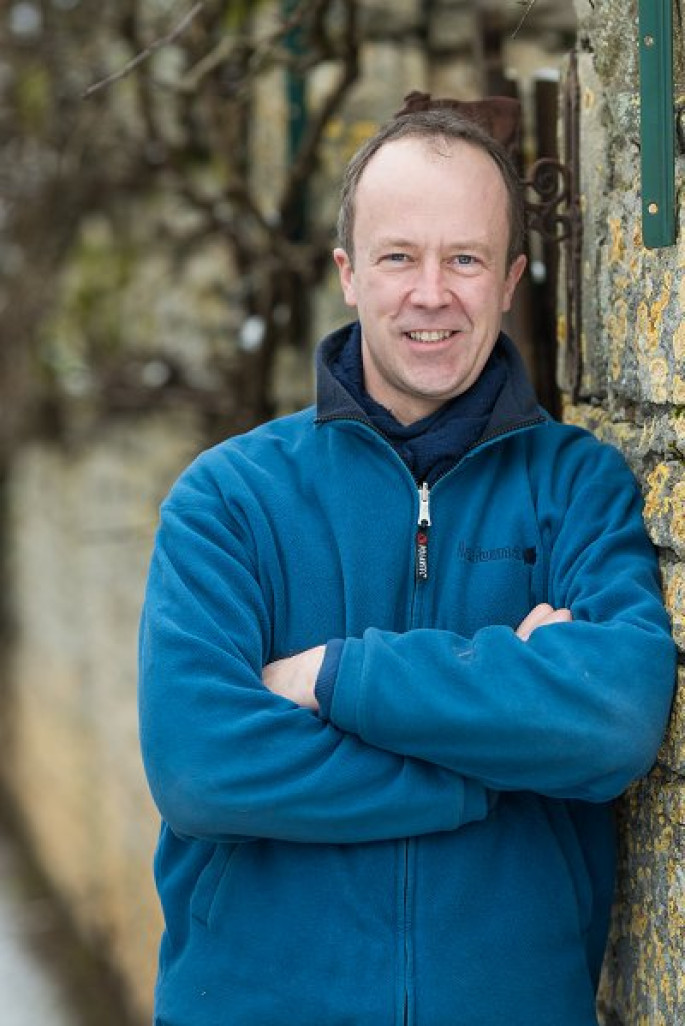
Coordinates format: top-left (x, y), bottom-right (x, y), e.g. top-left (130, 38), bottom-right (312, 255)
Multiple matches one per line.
top-left (263, 603), bottom-right (573, 711)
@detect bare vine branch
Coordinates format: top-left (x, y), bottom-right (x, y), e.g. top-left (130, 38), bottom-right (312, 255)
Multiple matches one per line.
top-left (82, 2), bottom-right (205, 99)
top-left (177, 0), bottom-right (319, 94)
top-left (511, 0), bottom-right (538, 38)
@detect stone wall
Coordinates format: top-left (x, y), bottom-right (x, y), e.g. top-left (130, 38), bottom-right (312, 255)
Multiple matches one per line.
top-left (3, 412), bottom-right (203, 1023)
top-left (564, 3), bottom-right (685, 1022)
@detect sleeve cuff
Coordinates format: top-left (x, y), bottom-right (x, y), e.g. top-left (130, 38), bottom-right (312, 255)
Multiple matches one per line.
top-left (315, 639), bottom-right (345, 720)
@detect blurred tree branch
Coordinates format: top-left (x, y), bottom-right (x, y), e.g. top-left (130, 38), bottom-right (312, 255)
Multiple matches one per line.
top-left (512, 0), bottom-right (538, 38)
top-left (82, 2), bottom-right (206, 99)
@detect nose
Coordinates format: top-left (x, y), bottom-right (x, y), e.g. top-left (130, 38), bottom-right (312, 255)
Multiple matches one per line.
top-left (410, 259), bottom-right (452, 308)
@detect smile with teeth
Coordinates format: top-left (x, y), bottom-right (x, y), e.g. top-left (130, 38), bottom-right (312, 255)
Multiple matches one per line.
top-left (406, 329), bottom-right (455, 342)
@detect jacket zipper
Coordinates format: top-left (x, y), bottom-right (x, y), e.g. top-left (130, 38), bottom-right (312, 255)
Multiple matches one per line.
top-left (405, 485), bottom-right (429, 1024)
top-left (415, 482), bottom-right (431, 582)
top-left (402, 838), bottom-right (415, 1026)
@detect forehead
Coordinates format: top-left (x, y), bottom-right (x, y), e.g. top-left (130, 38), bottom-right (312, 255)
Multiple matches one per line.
top-left (354, 136), bottom-right (510, 244)
top-left (358, 136), bottom-right (506, 200)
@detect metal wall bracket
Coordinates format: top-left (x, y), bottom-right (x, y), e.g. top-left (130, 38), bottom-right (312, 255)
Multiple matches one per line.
top-left (639, 0), bottom-right (676, 248)
top-left (523, 51), bottom-right (583, 399)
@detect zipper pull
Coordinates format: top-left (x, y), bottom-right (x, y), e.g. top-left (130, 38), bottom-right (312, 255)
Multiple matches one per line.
top-left (416, 482), bottom-right (430, 581)
top-left (418, 482), bottom-right (431, 528)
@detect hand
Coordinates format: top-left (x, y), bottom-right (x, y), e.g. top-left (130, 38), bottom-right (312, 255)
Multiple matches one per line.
top-left (262, 645), bottom-right (326, 711)
top-left (516, 603), bottom-right (572, 641)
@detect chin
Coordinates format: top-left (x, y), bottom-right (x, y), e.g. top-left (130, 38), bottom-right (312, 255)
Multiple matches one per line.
top-left (414, 376), bottom-right (470, 401)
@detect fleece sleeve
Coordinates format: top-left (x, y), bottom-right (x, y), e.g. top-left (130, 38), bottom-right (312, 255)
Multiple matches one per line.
top-left (327, 442), bottom-right (677, 802)
top-left (138, 467), bottom-right (491, 847)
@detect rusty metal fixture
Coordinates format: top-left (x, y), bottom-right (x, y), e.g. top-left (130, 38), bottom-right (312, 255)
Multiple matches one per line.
top-left (394, 90), bottom-right (522, 152)
top-left (524, 51), bottom-right (583, 400)
top-left (523, 158), bottom-right (573, 242)
top-left (562, 49), bottom-right (583, 401)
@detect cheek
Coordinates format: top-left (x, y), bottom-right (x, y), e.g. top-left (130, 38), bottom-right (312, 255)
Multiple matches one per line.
top-left (363, 277), bottom-right (404, 313)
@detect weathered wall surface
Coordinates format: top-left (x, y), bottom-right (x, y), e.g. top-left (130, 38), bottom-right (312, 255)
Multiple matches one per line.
top-left (3, 412), bottom-right (203, 1023)
top-left (565, 2), bottom-right (685, 1022)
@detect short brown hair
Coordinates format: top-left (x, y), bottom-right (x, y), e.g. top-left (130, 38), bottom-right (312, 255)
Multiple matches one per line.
top-left (336, 109), bottom-right (525, 270)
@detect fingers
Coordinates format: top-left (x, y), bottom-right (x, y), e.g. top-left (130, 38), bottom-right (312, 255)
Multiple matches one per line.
top-left (262, 646), bottom-right (325, 710)
top-left (516, 603), bottom-right (553, 640)
top-left (516, 603), bottom-right (572, 641)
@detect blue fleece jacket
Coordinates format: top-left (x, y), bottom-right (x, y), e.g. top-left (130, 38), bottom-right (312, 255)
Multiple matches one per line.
top-left (138, 323), bottom-right (676, 1026)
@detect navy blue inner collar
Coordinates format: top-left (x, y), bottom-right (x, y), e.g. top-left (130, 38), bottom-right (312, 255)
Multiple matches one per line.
top-left (328, 323), bottom-right (508, 484)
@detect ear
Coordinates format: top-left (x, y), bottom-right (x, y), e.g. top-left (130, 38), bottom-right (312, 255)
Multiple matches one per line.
top-left (333, 247), bottom-right (357, 308)
top-left (502, 253), bottom-right (527, 312)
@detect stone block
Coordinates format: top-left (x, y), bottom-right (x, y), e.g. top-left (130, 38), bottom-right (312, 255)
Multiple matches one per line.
top-left (426, 4), bottom-right (477, 54)
top-left (658, 667), bottom-right (685, 776)
top-left (643, 461), bottom-right (685, 558)
top-left (661, 561), bottom-right (685, 654)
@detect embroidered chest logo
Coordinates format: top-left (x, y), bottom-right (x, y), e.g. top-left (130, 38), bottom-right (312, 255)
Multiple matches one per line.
top-left (457, 542), bottom-right (537, 566)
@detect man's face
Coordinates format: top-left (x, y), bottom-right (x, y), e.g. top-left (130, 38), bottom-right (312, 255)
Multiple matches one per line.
top-left (334, 137), bottom-right (526, 425)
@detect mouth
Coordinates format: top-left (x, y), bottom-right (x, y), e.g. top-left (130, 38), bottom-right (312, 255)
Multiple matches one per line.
top-left (404, 329), bottom-right (457, 344)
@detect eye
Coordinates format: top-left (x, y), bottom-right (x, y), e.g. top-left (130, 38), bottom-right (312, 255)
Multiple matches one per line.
top-left (381, 252), bottom-right (411, 264)
top-left (454, 254), bottom-right (476, 266)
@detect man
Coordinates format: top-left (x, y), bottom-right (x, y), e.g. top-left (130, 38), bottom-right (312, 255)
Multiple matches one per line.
top-left (138, 106), bottom-right (675, 1026)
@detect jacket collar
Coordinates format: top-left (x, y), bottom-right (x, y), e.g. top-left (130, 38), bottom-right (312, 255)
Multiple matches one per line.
top-left (315, 321), bottom-right (546, 442)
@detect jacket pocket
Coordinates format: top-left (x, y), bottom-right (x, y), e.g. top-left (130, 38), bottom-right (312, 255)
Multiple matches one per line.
top-left (191, 842), bottom-right (241, 927)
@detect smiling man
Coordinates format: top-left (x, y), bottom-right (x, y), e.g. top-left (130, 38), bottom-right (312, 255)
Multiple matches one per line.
top-left (139, 106), bottom-right (676, 1026)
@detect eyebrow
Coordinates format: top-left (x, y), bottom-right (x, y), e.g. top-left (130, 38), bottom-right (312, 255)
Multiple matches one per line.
top-left (367, 238), bottom-right (416, 256)
top-left (372, 237), bottom-right (496, 259)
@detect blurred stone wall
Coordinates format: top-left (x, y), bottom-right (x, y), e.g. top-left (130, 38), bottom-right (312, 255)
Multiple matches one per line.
top-left (562, 3), bottom-right (685, 1022)
top-left (4, 412), bottom-right (204, 1022)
